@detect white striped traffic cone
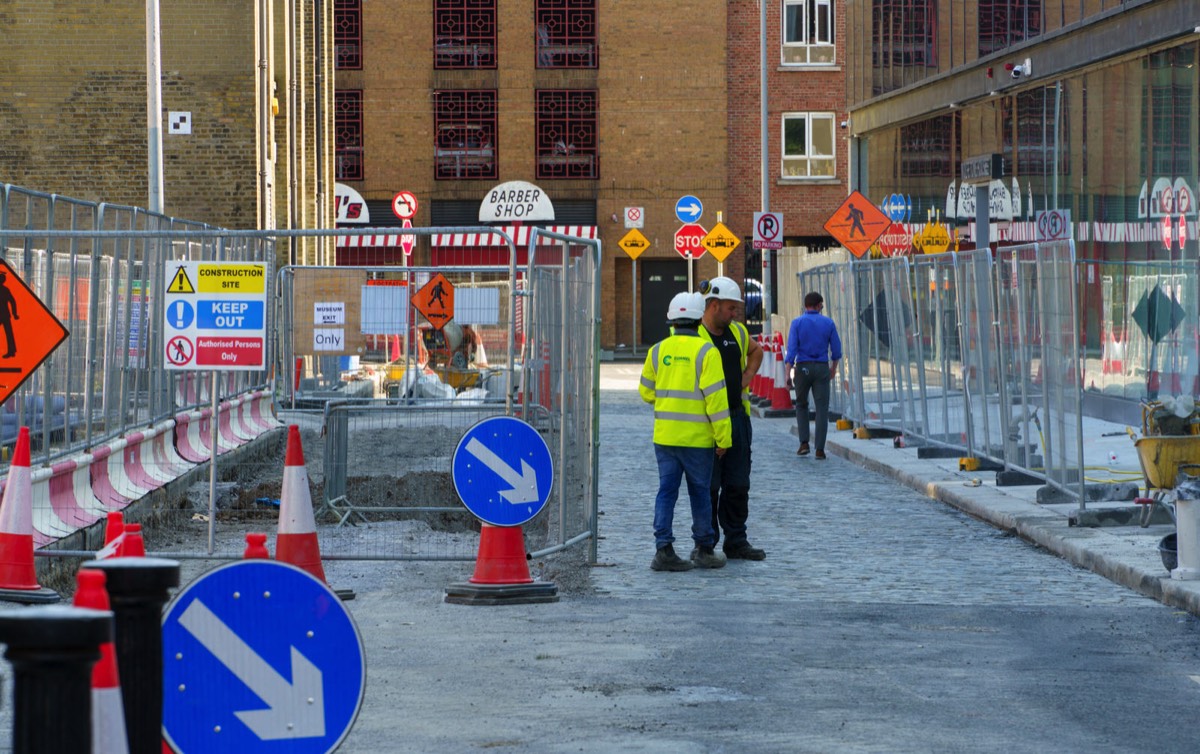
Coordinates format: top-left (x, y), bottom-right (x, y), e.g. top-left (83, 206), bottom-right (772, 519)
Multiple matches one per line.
top-left (73, 568), bottom-right (129, 754)
top-left (0, 427), bottom-right (59, 603)
top-left (275, 425), bottom-right (327, 583)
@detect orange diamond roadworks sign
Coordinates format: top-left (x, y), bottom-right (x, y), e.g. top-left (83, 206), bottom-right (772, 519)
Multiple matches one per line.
top-left (413, 272), bottom-right (454, 330)
top-left (823, 191), bottom-right (892, 258)
top-left (0, 260), bottom-right (69, 405)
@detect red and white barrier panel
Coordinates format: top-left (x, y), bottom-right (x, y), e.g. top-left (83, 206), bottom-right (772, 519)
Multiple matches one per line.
top-left (174, 410), bottom-right (209, 464)
top-left (217, 400), bottom-right (250, 450)
top-left (148, 418), bottom-right (194, 481)
top-left (247, 390), bottom-right (280, 434)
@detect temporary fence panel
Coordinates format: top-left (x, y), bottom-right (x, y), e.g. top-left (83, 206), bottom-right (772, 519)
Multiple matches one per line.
top-left (273, 226), bottom-right (601, 564)
top-left (1036, 240), bottom-right (1085, 504)
top-left (994, 244), bottom-right (1047, 478)
top-left (0, 186), bottom-right (272, 469)
top-left (908, 253), bottom-right (963, 449)
top-left (953, 249), bottom-right (1002, 464)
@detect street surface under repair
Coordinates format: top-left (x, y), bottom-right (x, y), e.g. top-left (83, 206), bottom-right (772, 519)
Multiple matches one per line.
top-left (326, 364), bottom-right (1200, 753)
top-left (2, 365), bottom-right (1199, 752)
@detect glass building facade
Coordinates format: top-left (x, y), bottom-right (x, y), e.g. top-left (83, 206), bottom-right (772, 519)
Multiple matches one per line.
top-left (845, 0), bottom-right (1198, 406)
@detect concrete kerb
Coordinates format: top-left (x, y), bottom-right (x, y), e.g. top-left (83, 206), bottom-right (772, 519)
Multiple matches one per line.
top-left (826, 432), bottom-right (1200, 617)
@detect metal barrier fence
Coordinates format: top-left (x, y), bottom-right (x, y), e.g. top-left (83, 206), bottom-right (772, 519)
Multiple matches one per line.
top-left (276, 227), bottom-right (601, 563)
top-left (0, 184), bottom-right (273, 469)
top-left (799, 240), bottom-right (1086, 504)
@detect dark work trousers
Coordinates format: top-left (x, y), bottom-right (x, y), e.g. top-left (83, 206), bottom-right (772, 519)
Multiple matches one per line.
top-left (710, 412), bottom-right (753, 548)
top-left (794, 362), bottom-right (832, 451)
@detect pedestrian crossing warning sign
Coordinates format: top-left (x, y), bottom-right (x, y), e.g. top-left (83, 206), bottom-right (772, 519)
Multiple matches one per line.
top-left (0, 260), bottom-right (70, 406)
top-left (823, 191), bottom-right (891, 259)
top-left (413, 273), bottom-right (454, 330)
top-left (168, 266), bottom-right (196, 294)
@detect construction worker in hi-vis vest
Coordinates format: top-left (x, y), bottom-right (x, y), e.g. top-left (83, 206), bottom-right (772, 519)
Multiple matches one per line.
top-left (640, 292), bottom-right (731, 572)
top-left (697, 276), bottom-right (767, 561)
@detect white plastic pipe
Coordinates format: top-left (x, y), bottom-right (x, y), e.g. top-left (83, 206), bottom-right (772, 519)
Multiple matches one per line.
top-left (1173, 498), bottom-right (1200, 580)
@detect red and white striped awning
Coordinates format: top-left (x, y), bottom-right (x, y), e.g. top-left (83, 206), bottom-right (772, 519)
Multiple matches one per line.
top-left (431, 225), bottom-right (597, 247)
top-left (336, 233), bottom-right (404, 249)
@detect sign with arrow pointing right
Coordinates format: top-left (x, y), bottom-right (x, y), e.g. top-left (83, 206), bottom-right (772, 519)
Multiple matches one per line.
top-left (452, 416), bottom-right (554, 527)
top-left (161, 560), bottom-right (365, 754)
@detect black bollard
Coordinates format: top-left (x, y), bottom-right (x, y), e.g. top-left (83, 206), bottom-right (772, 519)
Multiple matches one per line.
top-left (82, 556), bottom-right (180, 754)
top-left (0, 604), bottom-right (112, 754)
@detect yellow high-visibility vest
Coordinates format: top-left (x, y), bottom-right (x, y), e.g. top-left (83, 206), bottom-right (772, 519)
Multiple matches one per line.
top-left (698, 320), bottom-right (753, 415)
top-left (639, 332), bottom-right (732, 448)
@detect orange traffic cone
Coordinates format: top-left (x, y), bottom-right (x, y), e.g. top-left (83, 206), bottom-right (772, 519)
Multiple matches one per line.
top-left (765, 345), bottom-right (796, 416)
top-left (104, 512), bottom-right (124, 545)
top-left (243, 532), bottom-right (270, 559)
top-left (275, 425), bottom-right (327, 583)
top-left (73, 569), bottom-right (129, 754)
top-left (119, 523), bottom-right (146, 557)
top-left (445, 524), bottom-right (558, 605)
top-left (0, 427), bottom-right (59, 603)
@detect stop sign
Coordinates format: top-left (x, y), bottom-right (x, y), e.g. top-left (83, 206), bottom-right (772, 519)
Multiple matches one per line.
top-left (674, 223), bottom-right (707, 259)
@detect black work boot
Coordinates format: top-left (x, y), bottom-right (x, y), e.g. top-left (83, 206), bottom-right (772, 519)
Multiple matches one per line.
top-left (724, 542), bottom-right (767, 560)
top-left (651, 544), bottom-right (693, 572)
top-left (690, 544), bottom-right (727, 569)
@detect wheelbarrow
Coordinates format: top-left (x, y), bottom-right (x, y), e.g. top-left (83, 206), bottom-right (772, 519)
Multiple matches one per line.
top-left (1133, 435), bottom-right (1200, 527)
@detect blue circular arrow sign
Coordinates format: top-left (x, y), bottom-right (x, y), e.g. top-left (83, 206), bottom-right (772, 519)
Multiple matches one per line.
top-left (674, 195), bottom-right (704, 224)
top-left (452, 416), bottom-right (554, 527)
top-left (162, 561), bottom-right (365, 754)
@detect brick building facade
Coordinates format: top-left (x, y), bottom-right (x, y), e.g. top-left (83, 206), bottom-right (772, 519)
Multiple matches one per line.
top-left (0, 0), bottom-right (332, 266)
top-left (335, 0), bottom-right (732, 350)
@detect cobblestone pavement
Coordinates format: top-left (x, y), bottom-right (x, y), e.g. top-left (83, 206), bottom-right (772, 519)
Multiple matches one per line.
top-left (594, 364), bottom-right (1157, 609)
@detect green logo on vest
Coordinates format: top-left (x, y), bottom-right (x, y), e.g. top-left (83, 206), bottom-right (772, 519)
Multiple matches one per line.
top-left (662, 354), bottom-right (691, 366)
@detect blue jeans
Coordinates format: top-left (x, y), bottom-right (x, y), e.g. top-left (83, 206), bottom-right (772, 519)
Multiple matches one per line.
top-left (710, 413), bottom-right (752, 548)
top-left (653, 444), bottom-right (718, 550)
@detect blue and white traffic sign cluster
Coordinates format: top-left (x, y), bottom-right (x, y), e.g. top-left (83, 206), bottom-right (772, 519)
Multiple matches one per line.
top-left (452, 416), bottom-right (554, 527)
top-left (880, 194), bottom-right (912, 224)
top-left (162, 560), bottom-right (365, 754)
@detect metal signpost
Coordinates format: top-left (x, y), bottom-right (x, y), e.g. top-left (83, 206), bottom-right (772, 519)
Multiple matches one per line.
top-left (161, 560), bottom-right (365, 754)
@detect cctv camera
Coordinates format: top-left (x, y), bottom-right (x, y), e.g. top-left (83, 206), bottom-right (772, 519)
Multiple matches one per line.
top-left (1010, 67), bottom-right (1024, 79)
top-left (839, 120), bottom-right (848, 129)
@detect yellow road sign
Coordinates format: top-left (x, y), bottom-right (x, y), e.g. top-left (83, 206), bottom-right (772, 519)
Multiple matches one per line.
top-left (618, 228), bottom-right (650, 259)
top-left (916, 222), bottom-right (951, 254)
top-left (702, 222), bottom-right (740, 262)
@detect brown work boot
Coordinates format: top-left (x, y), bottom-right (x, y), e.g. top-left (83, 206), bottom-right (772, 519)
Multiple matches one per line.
top-left (651, 544), bottom-right (693, 572)
top-left (689, 545), bottom-right (727, 569)
top-left (815, 449), bottom-right (827, 460)
top-left (797, 442), bottom-right (810, 456)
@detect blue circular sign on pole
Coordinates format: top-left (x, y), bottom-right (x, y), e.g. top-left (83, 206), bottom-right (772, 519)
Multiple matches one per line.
top-left (452, 416), bottom-right (554, 527)
top-left (162, 561), bottom-right (365, 754)
top-left (675, 195), bottom-right (704, 224)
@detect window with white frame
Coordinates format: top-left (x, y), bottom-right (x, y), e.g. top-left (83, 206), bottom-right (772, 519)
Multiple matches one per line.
top-left (783, 0), bottom-right (834, 65)
top-left (782, 113), bottom-right (835, 178)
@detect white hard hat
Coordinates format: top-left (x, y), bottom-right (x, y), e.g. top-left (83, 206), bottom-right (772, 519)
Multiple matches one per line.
top-left (700, 276), bottom-right (742, 302)
top-left (666, 291), bottom-right (705, 322)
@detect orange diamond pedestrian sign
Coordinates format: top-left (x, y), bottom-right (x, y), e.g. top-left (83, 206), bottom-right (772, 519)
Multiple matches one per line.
top-left (0, 260), bottom-right (69, 406)
top-left (824, 191), bottom-right (891, 258)
top-left (413, 273), bottom-right (454, 330)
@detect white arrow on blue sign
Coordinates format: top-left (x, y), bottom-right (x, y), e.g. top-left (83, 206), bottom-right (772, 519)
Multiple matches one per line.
top-left (453, 416), bottom-right (554, 527)
top-left (675, 195), bottom-right (704, 224)
top-left (162, 561), bottom-right (365, 754)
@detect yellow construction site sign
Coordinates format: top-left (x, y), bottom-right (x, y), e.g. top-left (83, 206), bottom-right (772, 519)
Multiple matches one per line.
top-left (196, 264), bottom-right (267, 294)
top-left (702, 222), bottom-right (740, 262)
top-left (618, 229), bottom-right (649, 259)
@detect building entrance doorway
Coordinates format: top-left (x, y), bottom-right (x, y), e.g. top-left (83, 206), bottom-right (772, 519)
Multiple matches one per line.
top-left (640, 260), bottom-right (689, 345)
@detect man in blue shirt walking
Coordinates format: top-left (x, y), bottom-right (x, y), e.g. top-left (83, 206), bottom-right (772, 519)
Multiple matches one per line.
top-left (785, 292), bottom-right (842, 459)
